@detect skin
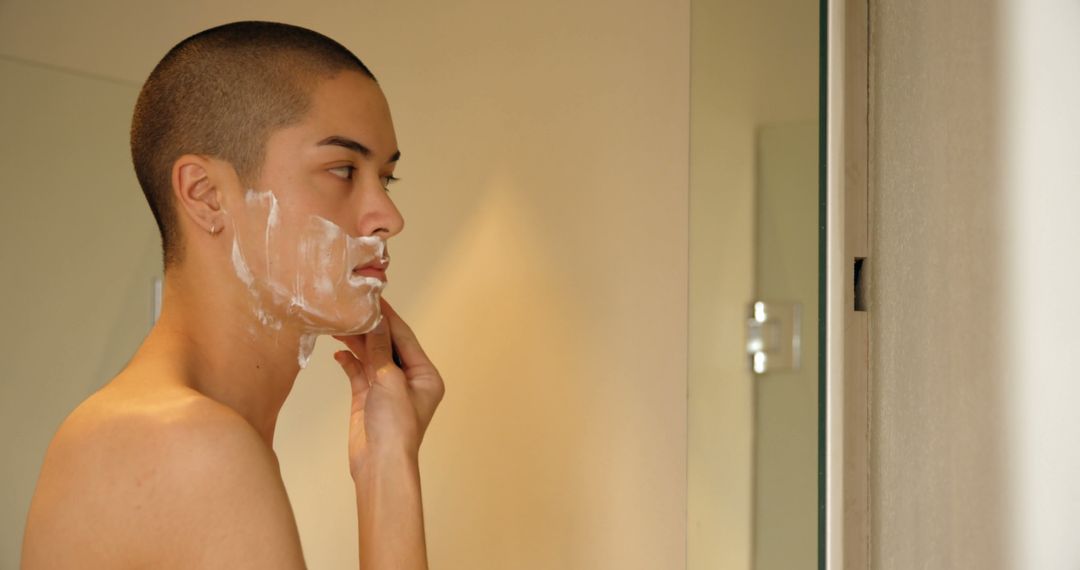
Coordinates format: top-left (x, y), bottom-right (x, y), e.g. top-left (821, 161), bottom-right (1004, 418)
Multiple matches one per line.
top-left (20, 70), bottom-right (444, 569)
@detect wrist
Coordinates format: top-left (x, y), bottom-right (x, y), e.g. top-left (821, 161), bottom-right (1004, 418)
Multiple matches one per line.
top-left (352, 448), bottom-right (428, 570)
top-left (351, 447), bottom-right (419, 481)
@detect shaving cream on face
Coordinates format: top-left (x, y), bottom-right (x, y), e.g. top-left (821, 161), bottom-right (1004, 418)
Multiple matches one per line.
top-left (229, 189), bottom-right (387, 367)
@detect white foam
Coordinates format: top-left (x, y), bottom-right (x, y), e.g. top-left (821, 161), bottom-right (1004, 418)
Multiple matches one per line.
top-left (230, 188), bottom-right (389, 367)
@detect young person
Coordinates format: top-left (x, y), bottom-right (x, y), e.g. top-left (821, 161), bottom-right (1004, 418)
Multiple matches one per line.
top-left (21, 20), bottom-right (444, 569)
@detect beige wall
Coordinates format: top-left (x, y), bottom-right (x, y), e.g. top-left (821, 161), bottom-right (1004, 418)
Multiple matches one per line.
top-left (1004, 1), bottom-right (1080, 567)
top-left (866, 0), bottom-right (1006, 567)
top-left (0, 2), bottom-right (689, 569)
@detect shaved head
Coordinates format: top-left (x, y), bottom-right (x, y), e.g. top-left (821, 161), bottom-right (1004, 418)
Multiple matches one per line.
top-left (130, 20), bottom-right (376, 267)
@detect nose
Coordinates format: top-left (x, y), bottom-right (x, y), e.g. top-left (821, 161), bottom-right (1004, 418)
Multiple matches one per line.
top-left (355, 175), bottom-right (405, 239)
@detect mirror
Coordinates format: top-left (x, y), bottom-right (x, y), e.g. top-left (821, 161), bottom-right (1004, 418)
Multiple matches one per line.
top-left (0, 1), bottom-right (824, 567)
top-left (688, 0), bottom-right (822, 568)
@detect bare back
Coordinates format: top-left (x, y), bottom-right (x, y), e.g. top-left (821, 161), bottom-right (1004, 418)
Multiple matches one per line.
top-left (21, 374), bottom-right (307, 569)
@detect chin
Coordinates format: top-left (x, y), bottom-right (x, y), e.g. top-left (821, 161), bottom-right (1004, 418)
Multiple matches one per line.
top-left (312, 304), bottom-right (382, 336)
top-left (340, 311), bottom-right (382, 335)
top-left (285, 286), bottom-right (383, 335)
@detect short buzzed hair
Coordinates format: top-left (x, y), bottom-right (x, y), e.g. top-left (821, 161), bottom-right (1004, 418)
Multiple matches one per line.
top-left (130, 20), bottom-right (376, 267)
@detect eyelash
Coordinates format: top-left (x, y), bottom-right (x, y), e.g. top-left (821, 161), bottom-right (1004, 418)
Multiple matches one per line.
top-left (330, 166), bottom-right (400, 191)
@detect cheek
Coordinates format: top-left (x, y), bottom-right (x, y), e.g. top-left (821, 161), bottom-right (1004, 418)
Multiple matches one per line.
top-left (229, 192), bottom-right (276, 285)
top-left (305, 235), bottom-right (344, 297)
top-left (230, 189), bottom-right (295, 276)
top-left (257, 197), bottom-right (326, 295)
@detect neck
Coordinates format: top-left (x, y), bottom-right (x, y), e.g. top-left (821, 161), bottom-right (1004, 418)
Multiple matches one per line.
top-left (132, 264), bottom-right (308, 446)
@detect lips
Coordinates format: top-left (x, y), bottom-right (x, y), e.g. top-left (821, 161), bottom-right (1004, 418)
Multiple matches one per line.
top-left (352, 258), bottom-right (389, 282)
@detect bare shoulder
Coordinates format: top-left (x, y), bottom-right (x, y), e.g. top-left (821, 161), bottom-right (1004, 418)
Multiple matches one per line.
top-left (21, 379), bottom-right (307, 569)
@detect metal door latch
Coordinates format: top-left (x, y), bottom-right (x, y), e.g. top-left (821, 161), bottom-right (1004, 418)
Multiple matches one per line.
top-left (746, 301), bottom-right (802, 374)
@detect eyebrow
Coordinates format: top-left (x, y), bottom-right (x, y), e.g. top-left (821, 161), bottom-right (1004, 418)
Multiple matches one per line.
top-left (316, 135), bottom-right (401, 163)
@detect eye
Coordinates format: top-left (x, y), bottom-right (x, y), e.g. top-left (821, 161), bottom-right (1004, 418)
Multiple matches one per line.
top-left (328, 165), bottom-right (356, 180)
top-left (381, 174), bottom-right (401, 191)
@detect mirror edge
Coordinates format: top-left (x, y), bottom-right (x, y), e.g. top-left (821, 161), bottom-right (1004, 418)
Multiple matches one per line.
top-left (822, 0), bottom-right (847, 568)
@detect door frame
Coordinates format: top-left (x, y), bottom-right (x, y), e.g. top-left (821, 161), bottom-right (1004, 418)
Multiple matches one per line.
top-left (824, 0), bottom-right (870, 567)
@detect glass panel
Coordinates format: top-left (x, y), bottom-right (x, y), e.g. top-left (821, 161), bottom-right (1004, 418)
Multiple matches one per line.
top-left (686, 0), bottom-right (823, 567)
top-left (0, 57), bottom-right (156, 568)
top-left (752, 122), bottom-right (820, 570)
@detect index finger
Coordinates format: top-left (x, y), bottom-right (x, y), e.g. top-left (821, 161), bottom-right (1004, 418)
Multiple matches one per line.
top-left (362, 311), bottom-right (395, 374)
top-left (379, 299), bottom-right (432, 370)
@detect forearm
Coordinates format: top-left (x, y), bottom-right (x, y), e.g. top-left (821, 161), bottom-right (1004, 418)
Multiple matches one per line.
top-left (354, 452), bottom-right (429, 570)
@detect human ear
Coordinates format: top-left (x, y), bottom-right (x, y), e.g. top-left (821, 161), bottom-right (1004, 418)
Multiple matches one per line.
top-left (171, 154), bottom-right (224, 235)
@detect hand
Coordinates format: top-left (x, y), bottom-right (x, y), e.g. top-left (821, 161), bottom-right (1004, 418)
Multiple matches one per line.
top-left (333, 298), bottom-right (445, 478)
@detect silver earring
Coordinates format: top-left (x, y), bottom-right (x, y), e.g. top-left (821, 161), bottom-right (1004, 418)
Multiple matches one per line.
top-left (210, 223), bottom-right (217, 234)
